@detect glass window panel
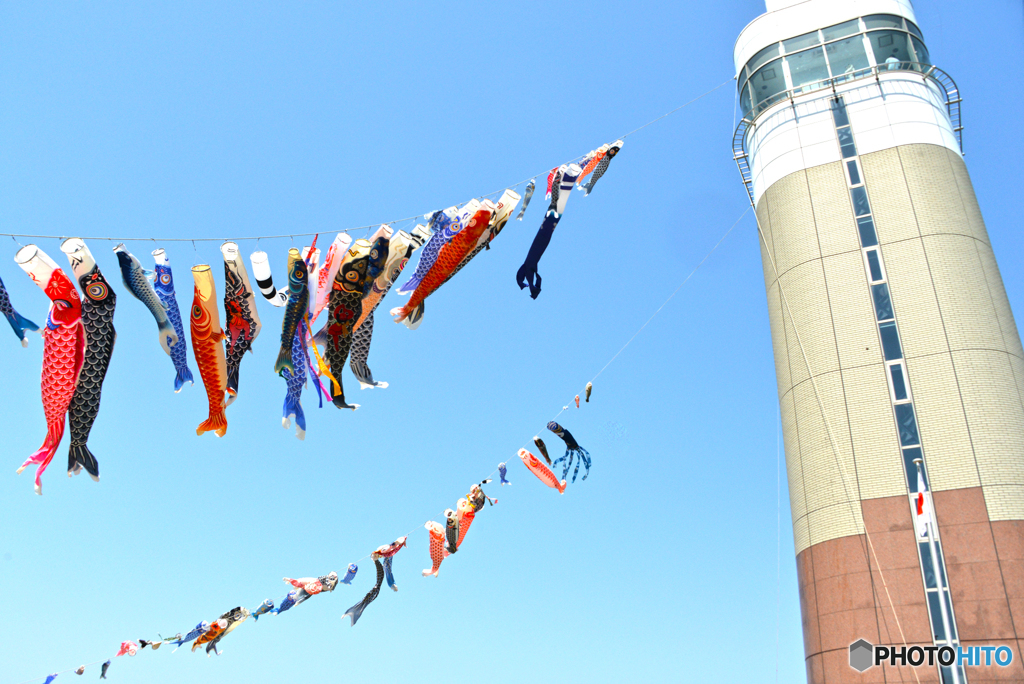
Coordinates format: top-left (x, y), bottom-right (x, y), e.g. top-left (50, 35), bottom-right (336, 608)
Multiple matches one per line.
top-left (787, 46), bottom-right (830, 90)
top-left (866, 249), bottom-right (883, 281)
top-left (847, 160), bottom-right (861, 185)
top-left (851, 186), bottom-right (871, 216)
top-left (927, 591), bottom-right (947, 641)
top-left (869, 30), bottom-right (913, 69)
top-left (911, 36), bottom-right (931, 66)
top-left (895, 402), bottom-right (919, 445)
top-left (880, 320), bottom-right (903, 360)
top-left (751, 57), bottom-right (787, 110)
top-left (940, 665), bottom-right (967, 684)
top-left (890, 363), bottom-right (908, 401)
top-left (904, 447), bottom-right (925, 492)
top-left (857, 217), bottom-right (878, 247)
top-left (740, 82), bottom-right (752, 115)
top-left (838, 127), bottom-right (857, 158)
top-left (919, 540), bottom-right (946, 589)
top-left (783, 31), bottom-right (820, 53)
top-left (822, 19), bottom-right (860, 42)
top-left (945, 591), bottom-right (957, 640)
top-left (906, 20), bottom-right (923, 39)
top-left (843, 158), bottom-right (860, 183)
top-left (747, 43), bottom-right (780, 73)
top-left (825, 35), bottom-right (870, 76)
top-left (864, 14), bottom-right (904, 30)
top-left (872, 282), bottom-right (894, 321)
top-left (830, 98), bottom-right (850, 127)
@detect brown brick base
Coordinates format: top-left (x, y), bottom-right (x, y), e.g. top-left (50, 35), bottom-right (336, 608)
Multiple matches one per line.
top-left (798, 488), bottom-right (1024, 682)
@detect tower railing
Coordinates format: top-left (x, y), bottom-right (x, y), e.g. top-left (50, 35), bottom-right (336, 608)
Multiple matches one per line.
top-left (732, 62), bottom-right (963, 209)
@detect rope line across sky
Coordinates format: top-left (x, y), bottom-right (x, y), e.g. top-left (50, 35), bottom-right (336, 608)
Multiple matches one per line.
top-left (8, 76), bottom-right (739, 684)
top-left (0, 79), bottom-right (732, 245)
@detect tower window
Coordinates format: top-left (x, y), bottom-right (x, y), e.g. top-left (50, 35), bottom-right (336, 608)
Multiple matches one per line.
top-left (787, 46), bottom-right (829, 91)
top-left (824, 36), bottom-right (870, 77)
top-left (869, 30), bottom-right (913, 68)
top-left (865, 249), bottom-right (884, 282)
top-left (889, 362), bottom-right (909, 401)
top-left (880, 320), bottom-right (903, 360)
top-left (857, 217), bottom-right (878, 247)
top-left (822, 19), bottom-right (860, 42)
top-left (851, 186), bottom-right (871, 216)
top-left (927, 590), bottom-right (957, 641)
top-left (895, 402), bottom-right (919, 445)
top-left (872, 283), bottom-right (894, 321)
top-left (782, 31), bottom-right (820, 53)
top-left (919, 540), bottom-right (946, 588)
top-left (746, 43), bottom-right (780, 75)
top-left (830, 97), bottom-right (850, 127)
top-left (838, 127), bottom-right (857, 158)
top-left (864, 14), bottom-right (905, 30)
top-left (846, 160), bottom-right (861, 185)
top-left (911, 37), bottom-right (931, 67)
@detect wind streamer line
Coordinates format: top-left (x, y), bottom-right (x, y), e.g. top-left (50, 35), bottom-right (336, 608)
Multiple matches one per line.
top-left (8, 75), bottom-right (738, 684)
top-left (0, 78), bottom-right (732, 246)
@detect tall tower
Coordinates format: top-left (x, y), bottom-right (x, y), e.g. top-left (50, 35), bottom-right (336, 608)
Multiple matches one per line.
top-left (733, 1), bottom-right (1024, 682)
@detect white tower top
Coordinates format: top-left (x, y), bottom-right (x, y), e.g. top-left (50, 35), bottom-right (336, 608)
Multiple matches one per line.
top-left (735, 0), bottom-right (917, 75)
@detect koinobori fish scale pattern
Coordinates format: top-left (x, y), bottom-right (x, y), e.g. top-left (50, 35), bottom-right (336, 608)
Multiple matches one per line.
top-left (190, 266), bottom-right (228, 437)
top-left (320, 241), bottom-right (371, 408)
top-left (423, 521), bottom-right (447, 577)
top-left (274, 249), bottom-right (308, 375)
top-left (66, 259), bottom-right (116, 480)
top-left (281, 325), bottom-right (307, 439)
top-left (581, 140), bottom-right (622, 195)
top-left (516, 179), bottom-right (535, 221)
top-left (518, 448), bottom-right (566, 494)
top-left (343, 558), bottom-right (384, 626)
top-left (114, 244), bottom-right (177, 355)
top-left (221, 246), bottom-right (261, 402)
top-left (15, 248), bottom-right (86, 495)
top-left (349, 227), bottom-right (429, 388)
top-left (392, 207), bottom-right (493, 326)
top-left (152, 251), bottom-right (194, 392)
top-left (440, 191), bottom-right (519, 287)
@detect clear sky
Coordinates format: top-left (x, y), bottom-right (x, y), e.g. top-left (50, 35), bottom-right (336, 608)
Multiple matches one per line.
top-left (1, 1), bottom-right (1021, 682)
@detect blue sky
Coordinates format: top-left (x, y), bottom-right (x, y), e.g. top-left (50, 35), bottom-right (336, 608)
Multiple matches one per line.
top-left (1, 1), bottom-right (1021, 682)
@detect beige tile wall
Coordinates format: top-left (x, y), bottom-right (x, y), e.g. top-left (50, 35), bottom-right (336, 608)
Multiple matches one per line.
top-left (758, 144), bottom-right (1024, 555)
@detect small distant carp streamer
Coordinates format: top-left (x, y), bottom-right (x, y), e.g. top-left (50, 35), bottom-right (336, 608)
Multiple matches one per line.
top-left (547, 421), bottom-right (591, 483)
top-left (518, 448), bottom-right (566, 494)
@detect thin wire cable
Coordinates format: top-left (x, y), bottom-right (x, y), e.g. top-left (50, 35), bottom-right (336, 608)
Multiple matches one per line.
top-left (10, 198), bottom-right (743, 684)
top-left (475, 203), bottom-right (749, 481)
top-left (9, 76), bottom-right (739, 684)
top-left (585, 205), bottom-right (747, 389)
top-left (752, 214), bottom-right (921, 684)
top-left (0, 78), bottom-right (732, 246)
top-left (10, 658), bottom-right (111, 684)
top-left (775, 403), bottom-right (781, 684)
top-left (618, 78), bottom-right (732, 140)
